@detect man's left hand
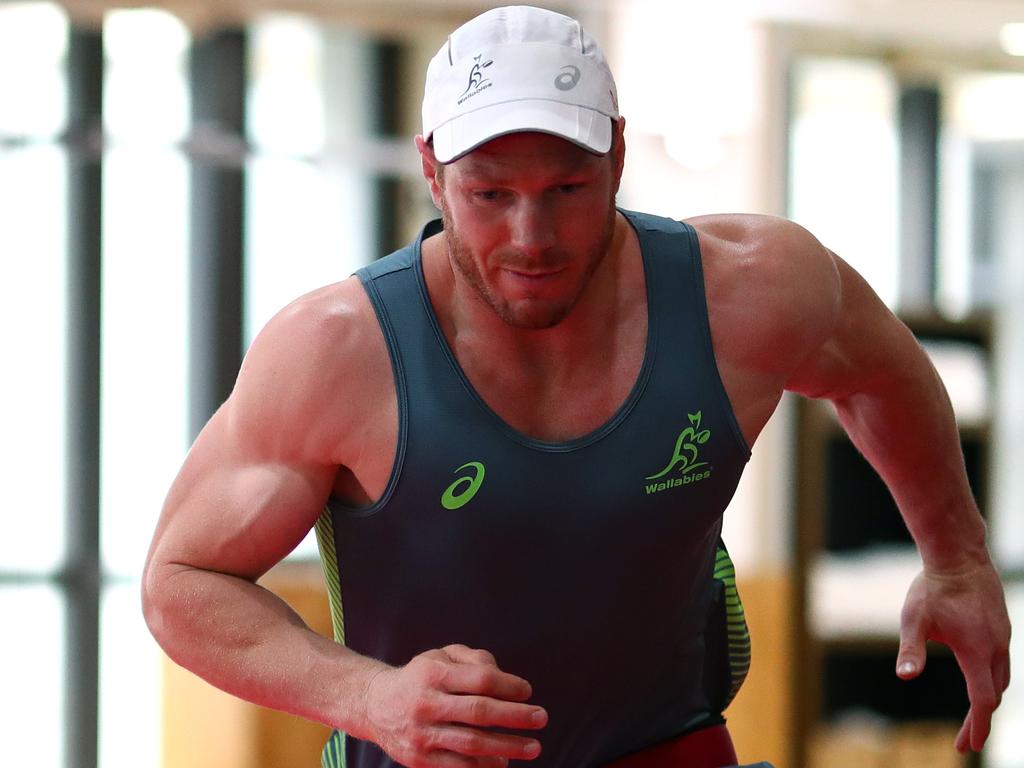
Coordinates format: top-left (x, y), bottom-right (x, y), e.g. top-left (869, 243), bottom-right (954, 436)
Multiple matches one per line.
top-left (896, 557), bottom-right (1011, 752)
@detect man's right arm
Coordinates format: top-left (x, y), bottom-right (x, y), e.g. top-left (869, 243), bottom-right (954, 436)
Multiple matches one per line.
top-left (141, 282), bottom-right (387, 733)
top-left (141, 280), bottom-right (546, 767)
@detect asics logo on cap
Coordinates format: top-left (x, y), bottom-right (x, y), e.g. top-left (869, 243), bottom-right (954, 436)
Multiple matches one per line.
top-left (554, 65), bottom-right (581, 91)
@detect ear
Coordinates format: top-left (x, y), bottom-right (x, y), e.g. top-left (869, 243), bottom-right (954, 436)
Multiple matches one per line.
top-left (415, 135), bottom-right (444, 210)
top-left (611, 117), bottom-right (626, 193)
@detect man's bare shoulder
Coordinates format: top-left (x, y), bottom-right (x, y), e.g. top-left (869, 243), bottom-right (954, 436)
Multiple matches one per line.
top-left (227, 275), bottom-right (392, 459)
top-left (264, 276), bottom-right (379, 350)
top-left (684, 213), bottom-right (842, 377)
top-left (686, 213), bottom-right (828, 270)
top-left (244, 276), bottom-right (382, 380)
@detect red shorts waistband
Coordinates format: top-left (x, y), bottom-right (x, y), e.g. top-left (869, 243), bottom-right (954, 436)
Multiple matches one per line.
top-left (603, 724), bottom-right (739, 768)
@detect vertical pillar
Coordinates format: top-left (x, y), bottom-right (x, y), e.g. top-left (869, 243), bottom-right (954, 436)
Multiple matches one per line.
top-left (898, 85), bottom-right (941, 313)
top-left (64, 25), bottom-right (103, 768)
top-left (368, 40), bottom-right (403, 257)
top-left (188, 29), bottom-right (247, 439)
top-left (992, 163), bottom-right (1024, 569)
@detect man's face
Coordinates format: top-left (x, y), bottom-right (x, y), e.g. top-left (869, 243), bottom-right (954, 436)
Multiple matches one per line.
top-left (426, 128), bottom-right (624, 330)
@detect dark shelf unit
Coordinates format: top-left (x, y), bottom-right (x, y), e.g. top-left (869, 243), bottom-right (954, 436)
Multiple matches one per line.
top-left (792, 312), bottom-right (993, 768)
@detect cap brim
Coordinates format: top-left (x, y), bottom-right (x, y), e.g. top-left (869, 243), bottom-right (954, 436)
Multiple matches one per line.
top-left (430, 100), bottom-right (612, 163)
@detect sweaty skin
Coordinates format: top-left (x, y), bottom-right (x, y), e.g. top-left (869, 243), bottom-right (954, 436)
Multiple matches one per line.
top-left (143, 120), bottom-right (1010, 766)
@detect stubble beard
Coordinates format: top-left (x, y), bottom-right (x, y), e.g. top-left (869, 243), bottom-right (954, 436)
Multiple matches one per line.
top-left (439, 197), bottom-right (618, 330)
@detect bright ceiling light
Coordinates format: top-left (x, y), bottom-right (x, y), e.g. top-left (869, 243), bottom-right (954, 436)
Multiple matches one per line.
top-left (1001, 22), bottom-right (1024, 56)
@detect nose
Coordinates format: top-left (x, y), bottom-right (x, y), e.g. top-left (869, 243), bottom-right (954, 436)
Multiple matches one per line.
top-left (508, 197), bottom-right (557, 259)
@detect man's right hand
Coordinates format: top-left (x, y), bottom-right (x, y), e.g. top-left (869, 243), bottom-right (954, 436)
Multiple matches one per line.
top-left (363, 644), bottom-right (548, 767)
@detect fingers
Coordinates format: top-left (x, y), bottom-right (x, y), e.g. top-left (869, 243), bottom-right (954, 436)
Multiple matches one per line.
top-left (426, 724), bottom-right (542, 761)
top-left (993, 649), bottom-right (1011, 697)
top-left (896, 608), bottom-right (928, 680)
top-left (932, 644), bottom-right (1008, 753)
top-left (955, 713), bottom-right (971, 754)
top-left (434, 653), bottom-right (535, 703)
top-left (442, 663), bottom-right (534, 702)
top-left (439, 694), bottom-right (548, 731)
top-left (374, 646), bottom-right (546, 767)
top-left (431, 659), bottom-right (547, 731)
top-left (427, 753), bottom-right (510, 768)
top-left (443, 644), bottom-right (498, 667)
top-left (955, 648), bottom-right (999, 752)
top-left (969, 706), bottom-right (993, 753)
top-left (955, 702), bottom-right (993, 754)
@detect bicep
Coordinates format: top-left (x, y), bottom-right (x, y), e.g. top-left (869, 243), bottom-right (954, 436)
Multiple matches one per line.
top-left (785, 252), bottom-right (921, 401)
top-left (145, 279), bottom-right (382, 585)
top-left (148, 403), bottom-right (336, 582)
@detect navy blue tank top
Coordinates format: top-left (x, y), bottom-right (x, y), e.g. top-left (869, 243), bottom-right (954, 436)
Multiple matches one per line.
top-left (315, 209), bottom-right (752, 768)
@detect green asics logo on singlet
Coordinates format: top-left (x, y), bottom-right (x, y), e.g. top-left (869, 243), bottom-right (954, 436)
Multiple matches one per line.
top-left (441, 461), bottom-right (486, 510)
top-left (644, 411), bottom-right (713, 495)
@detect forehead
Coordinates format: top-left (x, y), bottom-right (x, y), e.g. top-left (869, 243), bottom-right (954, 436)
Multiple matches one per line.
top-left (448, 131), bottom-right (606, 179)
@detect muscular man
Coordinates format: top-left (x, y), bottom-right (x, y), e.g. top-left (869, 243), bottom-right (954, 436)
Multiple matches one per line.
top-left (142, 6), bottom-right (1011, 767)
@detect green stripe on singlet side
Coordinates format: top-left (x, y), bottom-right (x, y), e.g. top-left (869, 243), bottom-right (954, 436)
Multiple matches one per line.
top-left (321, 729), bottom-right (345, 768)
top-left (713, 544), bottom-right (751, 705)
top-left (315, 507), bottom-right (346, 644)
top-left (315, 507), bottom-right (347, 768)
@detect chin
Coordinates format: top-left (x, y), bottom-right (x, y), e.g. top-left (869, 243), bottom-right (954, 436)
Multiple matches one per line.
top-left (498, 299), bottom-right (575, 330)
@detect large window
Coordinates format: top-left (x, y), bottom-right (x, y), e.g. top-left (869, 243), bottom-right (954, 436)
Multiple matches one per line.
top-left (0, 4), bottom-right (71, 765)
top-left (788, 55), bottom-right (900, 306)
top-left (99, 10), bottom-right (192, 767)
top-left (789, 49), bottom-right (1024, 768)
top-left (0, 4), bottom-right (400, 766)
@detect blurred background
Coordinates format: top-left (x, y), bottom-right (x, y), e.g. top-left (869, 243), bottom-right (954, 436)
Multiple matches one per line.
top-left (1, 0), bottom-right (1023, 766)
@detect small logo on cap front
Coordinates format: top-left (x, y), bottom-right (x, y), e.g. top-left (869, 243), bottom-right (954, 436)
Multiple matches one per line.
top-left (554, 65), bottom-right (581, 91)
top-left (458, 54), bottom-right (494, 104)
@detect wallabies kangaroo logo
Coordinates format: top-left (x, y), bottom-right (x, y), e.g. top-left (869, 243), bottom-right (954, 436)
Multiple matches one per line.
top-left (460, 54), bottom-right (494, 99)
top-left (646, 411), bottom-right (712, 480)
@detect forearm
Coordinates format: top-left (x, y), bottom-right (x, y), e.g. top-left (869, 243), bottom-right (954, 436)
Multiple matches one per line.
top-left (778, 244), bottom-right (1008, 750)
top-left (831, 339), bottom-right (989, 571)
top-left (142, 562), bottom-right (388, 739)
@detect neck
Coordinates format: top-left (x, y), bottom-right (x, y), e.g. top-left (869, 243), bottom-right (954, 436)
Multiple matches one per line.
top-left (422, 211), bottom-right (641, 379)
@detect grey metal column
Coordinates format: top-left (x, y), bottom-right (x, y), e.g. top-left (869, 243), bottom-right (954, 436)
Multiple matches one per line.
top-left (898, 85), bottom-right (941, 313)
top-left (64, 25), bottom-right (103, 768)
top-left (369, 40), bottom-right (403, 257)
top-left (188, 29), bottom-right (247, 440)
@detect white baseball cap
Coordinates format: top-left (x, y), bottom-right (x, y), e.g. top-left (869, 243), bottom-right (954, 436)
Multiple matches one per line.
top-left (422, 5), bottom-right (620, 163)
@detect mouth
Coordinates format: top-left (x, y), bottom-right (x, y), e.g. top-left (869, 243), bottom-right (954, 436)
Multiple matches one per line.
top-left (502, 267), bottom-right (566, 282)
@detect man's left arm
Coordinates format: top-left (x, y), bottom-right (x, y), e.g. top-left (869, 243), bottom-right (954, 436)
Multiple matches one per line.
top-left (785, 246), bottom-right (1011, 754)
